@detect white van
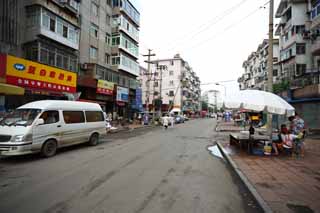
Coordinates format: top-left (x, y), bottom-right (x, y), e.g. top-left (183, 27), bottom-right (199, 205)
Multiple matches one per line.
top-left (0, 100), bottom-right (106, 157)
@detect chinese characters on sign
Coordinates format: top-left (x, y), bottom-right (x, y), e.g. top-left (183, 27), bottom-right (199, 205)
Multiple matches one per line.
top-left (5, 55), bottom-right (77, 93)
top-left (96, 80), bottom-right (114, 95)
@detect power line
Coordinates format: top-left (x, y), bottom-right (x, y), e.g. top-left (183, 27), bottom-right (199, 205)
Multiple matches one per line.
top-left (179, 1), bottom-right (269, 53)
top-left (165, 0), bottom-right (251, 51)
top-left (201, 79), bottom-right (237, 85)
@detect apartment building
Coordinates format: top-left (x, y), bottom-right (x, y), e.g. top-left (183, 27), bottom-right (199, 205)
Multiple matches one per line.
top-left (239, 0), bottom-right (320, 129)
top-left (110, 0), bottom-right (140, 118)
top-left (0, 0), bottom-right (80, 110)
top-left (239, 39), bottom-right (280, 91)
top-left (275, 0), bottom-right (312, 82)
top-left (139, 54), bottom-right (201, 115)
top-left (77, 0), bottom-right (115, 112)
top-left (275, 0), bottom-right (320, 129)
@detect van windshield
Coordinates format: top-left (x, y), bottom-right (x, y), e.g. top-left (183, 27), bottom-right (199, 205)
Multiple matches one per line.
top-left (0, 108), bottom-right (41, 127)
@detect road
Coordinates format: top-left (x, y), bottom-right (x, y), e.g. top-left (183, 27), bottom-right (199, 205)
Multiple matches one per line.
top-left (0, 119), bottom-right (261, 213)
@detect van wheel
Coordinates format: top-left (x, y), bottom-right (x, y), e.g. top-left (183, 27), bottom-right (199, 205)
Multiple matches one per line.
top-left (89, 133), bottom-right (99, 146)
top-left (41, 140), bottom-right (57, 158)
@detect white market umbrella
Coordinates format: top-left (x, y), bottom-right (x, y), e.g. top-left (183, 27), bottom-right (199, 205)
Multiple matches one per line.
top-left (222, 90), bottom-right (295, 117)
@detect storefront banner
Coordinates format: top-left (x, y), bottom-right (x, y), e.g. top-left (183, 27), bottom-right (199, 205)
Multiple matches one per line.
top-left (134, 88), bottom-right (143, 111)
top-left (5, 55), bottom-right (77, 93)
top-left (116, 86), bottom-right (129, 102)
top-left (96, 79), bottom-right (114, 95)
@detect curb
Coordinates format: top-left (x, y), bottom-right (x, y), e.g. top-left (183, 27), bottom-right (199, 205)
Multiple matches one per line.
top-left (108, 125), bottom-right (158, 134)
top-left (217, 142), bottom-right (273, 213)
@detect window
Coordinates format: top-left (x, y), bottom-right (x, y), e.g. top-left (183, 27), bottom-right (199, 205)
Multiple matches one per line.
top-left (169, 90), bottom-right (174, 96)
top-left (105, 53), bottom-right (110, 64)
top-left (112, 36), bottom-right (120, 45)
top-left (63, 111), bottom-right (85, 124)
top-left (169, 100), bottom-right (173, 105)
top-left (154, 72), bottom-right (159, 76)
top-left (295, 25), bottom-right (305, 34)
top-left (90, 24), bottom-right (99, 38)
top-left (169, 70), bottom-right (174, 76)
top-left (90, 46), bottom-right (98, 59)
top-left (91, 2), bottom-right (99, 17)
top-left (63, 25), bottom-right (68, 38)
top-left (105, 33), bottom-right (111, 45)
top-left (42, 13), bottom-right (50, 29)
top-left (49, 17), bottom-right (56, 32)
top-left (169, 80), bottom-right (174, 86)
top-left (154, 81), bottom-right (158, 87)
top-left (107, 0), bottom-right (112, 6)
top-left (57, 19), bottom-right (64, 36)
top-left (85, 111), bottom-right (104, 122)
top-left (273, 69), bottom-right (278, 76)
top-left (106, 15), bottom-right (111, 25)
top-left (296, 43), bottom-right (306, 55)
top-left (40, 48), bottom-right (49, 64)
top-left (296, 64), bottom-right (306, 76)
top-left (40, 111), bottom-right (59, 124)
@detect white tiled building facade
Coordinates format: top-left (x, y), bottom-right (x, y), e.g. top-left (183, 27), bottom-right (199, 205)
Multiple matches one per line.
top-left (139, 54), bottom-right (201, 114)
top-left (239, 39), bottom-right (280, 90)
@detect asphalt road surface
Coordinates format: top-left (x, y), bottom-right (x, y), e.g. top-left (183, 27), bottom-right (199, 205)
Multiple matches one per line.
top-left (0, 119), bottom-right (261, 213)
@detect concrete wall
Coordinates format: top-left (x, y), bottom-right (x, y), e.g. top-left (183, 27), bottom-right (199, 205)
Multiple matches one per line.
top-left (79, 0), bottom-right (112, 68)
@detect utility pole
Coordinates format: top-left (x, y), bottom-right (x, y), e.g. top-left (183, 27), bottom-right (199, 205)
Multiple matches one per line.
top-left (157, 64), bottom-right (167, 117)
top-left (267, 0), bottom-right (274, 139)
top-left (142, 49), bottom-right (156, 113)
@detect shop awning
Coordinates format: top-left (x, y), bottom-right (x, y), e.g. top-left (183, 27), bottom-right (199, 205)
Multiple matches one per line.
top-left (0, 83), bottom-right (24, 95)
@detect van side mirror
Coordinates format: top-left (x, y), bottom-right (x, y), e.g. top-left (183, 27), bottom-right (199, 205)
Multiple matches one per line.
top-left (35, 118), bottom-right (44, 126)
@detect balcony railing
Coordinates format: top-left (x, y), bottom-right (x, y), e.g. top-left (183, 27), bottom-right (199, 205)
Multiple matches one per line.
top-left (290, 72), bottom-right (320, 88)
top-left (311, 3), bottom-right (320, 20)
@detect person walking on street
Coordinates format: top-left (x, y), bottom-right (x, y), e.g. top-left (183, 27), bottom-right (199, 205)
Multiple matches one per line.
top-left (162, 114), bottom-right (169, 130)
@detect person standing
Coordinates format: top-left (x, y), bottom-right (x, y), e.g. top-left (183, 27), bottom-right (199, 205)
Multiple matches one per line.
top-left (162, 114), bottom-right (169, 130)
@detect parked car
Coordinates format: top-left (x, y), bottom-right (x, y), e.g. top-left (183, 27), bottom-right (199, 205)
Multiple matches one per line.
top-left (175, 115), bottom-right (185, 124)
top-left (0, 100), bottom-right (106, 157)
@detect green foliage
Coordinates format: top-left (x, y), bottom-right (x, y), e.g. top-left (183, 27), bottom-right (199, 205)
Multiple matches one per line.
top-left (273, 80), bottom-right (290, 93)
top-left (201, 101), bottom-right (208, 110)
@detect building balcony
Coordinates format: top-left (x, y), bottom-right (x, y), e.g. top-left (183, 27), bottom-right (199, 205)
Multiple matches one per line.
top-left (112, 15), bottom-right (139, 42)
top-left (111, 33), bottom-right (139, 59)
top-left (25, 6), bottom-right (79, 50)
top-left (112, 0), bottom-right (140, 27)
top-left (290, 72), bottom-right (320, 90)
top-left (111, 54), bottom-right (139, 77)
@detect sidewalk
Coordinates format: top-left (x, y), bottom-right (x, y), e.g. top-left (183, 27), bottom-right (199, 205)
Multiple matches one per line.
top-left (107, 123), bottom-right (155, 134)
top-left (217, 121), bottom-right (320, 213)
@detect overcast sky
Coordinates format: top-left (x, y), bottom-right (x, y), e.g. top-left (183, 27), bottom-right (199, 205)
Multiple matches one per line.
top-left (131, 0), bottom-right (280, 99)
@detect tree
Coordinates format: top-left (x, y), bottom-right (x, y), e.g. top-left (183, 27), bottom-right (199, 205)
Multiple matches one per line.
top-left (201, 101), bottom-right (208, 111)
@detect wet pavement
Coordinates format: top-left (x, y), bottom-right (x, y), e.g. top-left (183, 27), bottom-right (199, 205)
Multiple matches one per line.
top-left (0, 119), bottom-right (261, 213)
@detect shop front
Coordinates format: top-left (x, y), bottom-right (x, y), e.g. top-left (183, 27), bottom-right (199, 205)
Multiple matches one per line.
top-left (116, 86), bottom-right (129, 119)
top-left (0, 54), bottom-right (77, 111)
top-left (77, 76), bottom-right (115, 113)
